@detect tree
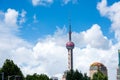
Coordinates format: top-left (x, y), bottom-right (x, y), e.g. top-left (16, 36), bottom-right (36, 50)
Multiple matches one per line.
top-left (92, 70), bottom-right (108, 80)
top-left (1, 59), bottom-right (24, 80)
top-left (83, 73), bottom-right (90, 80)
top-left (25, 73), bottom-right (49, 80)
top-left (0, 68), bottom-right (3, 80)
top-left (66, 69), bottom-right (74, 80)
top-left (66, 69), bottom-right (90, 80)
top-left (39, 74), bottom-right (49, 80)
top-left (74, 70), bottom-right (83, 80)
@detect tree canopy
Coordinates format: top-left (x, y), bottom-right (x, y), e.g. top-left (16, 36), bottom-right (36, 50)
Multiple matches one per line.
top-left (0, 59), bottom-right (108, 80)
top-left (0, 59), bottom-right (24, 80)
top-left (66, 69), bottom-right (90, 80)
top-left (26, 73), bottom-right (49, 80)
top-left (92, 70), bottom-right (108, 80)
top-left (0, 59), bottom-right (50, 80)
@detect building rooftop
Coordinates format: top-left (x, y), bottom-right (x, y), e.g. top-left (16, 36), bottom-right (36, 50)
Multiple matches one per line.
top-left (90, 62), bottom-right (104, 67)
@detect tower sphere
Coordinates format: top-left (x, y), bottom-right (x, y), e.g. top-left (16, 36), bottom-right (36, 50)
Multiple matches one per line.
top-left (66, 41), bottom-right (74, 49)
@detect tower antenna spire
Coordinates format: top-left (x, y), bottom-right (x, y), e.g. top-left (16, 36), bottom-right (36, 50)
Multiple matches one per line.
top-left (69, 17), bottom-right (72, 41)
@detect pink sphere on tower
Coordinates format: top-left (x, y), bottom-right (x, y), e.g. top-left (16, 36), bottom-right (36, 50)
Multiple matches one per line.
top-left (66, 41), bottom-right (74, 49)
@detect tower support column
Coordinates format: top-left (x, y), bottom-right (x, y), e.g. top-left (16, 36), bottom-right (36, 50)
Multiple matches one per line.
top-left (68, 49), bottom-right (73, 70)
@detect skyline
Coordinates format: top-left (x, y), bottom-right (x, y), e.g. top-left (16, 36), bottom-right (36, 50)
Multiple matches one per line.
top-left (0, 0), bottom-right (120, 80)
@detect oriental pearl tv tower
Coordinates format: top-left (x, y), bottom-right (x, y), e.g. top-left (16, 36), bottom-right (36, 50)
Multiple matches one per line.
top-left (66, 23), bottom-right (75, 70)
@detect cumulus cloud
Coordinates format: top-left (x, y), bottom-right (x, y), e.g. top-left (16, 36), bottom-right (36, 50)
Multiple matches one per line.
top-left (0, 8), bottom-right (27, 35)
top-left (83, 24), bottom-right (111, 49)
top-left (96, 0), bottom-right (120, 79)
top-left (0, 8), bottom-right (67, 77)
top-left (73, 24), bottom-right (111, 50)
top-left (29, 25), bottom-right (116, 80)
top-left (24, 24), bottom-right (113, 79)
top-left (4, 8), bottom-right (18, 26)
top-left (0, 8), bottom-right (32, 73)
top-left (97, 0), bottom-right (120, 41)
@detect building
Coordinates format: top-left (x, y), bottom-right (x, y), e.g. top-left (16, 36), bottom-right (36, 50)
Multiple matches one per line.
top-left (62, 71), bottom-right (67, 80)
top-left (90, 62), bottom-right (108, 79)
top-left (50, 77), bottom-right (58, 80)
top-left (117, 50), bottom-right (120, 80)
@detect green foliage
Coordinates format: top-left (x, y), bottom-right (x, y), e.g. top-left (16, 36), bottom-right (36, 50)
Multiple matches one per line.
top-left (25, 73), bottom-right (49, 80)
top-left (66, 69), bottom-right (90, 80)
top-left (92, 70), bottom-right (108, 80)
top-left (83, 73), bottom-right (90, 80)
top-left (1, 59), bottom-right (24, 80)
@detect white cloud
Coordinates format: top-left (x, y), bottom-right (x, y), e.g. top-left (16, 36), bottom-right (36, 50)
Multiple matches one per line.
top-left (97, 0), bottom-right (120, 41)
top-left (96, 0), bottom-right (120, 79)
top-left (29, 25), bottom-right (116, 80)
top-left (0, 8), bottom-right (67, 77)
top-left (4, 8), bottom-right (18, 26)
top-left (32, 0), bottom-right (53, 6)
top-left (0, 8), bottom-right (26, 34)
top-left (72, 24), bottom-right (111, 50)
top-left (83, 24), bottom-right (111, 49)
top-left (0, 8), bottom-right (32, 73)
top-left (0, 9), bottom-right (19, 36)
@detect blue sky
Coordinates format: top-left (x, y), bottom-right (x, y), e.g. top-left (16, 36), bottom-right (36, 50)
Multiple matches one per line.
top-left (0, 0), bottom-right (120, 80)
top-left (0, 0), bottom-right (118, 42)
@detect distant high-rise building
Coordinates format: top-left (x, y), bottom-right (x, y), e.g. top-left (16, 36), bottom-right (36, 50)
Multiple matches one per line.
top-left (50, 77), bottom-right (58, 80)
top-left (117, 50), bottom-right (120, 80)
top-left (62, 71), bottom-right (67, 80)
top-left (89, 62), bottom-right (108, 79)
